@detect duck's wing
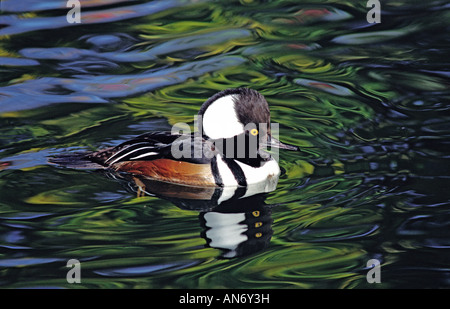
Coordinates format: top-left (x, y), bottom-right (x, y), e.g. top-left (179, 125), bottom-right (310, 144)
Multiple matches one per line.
top-left (50, 132), bottom-right (215, 169)
top-left (87, 132), bottom-right (214, 166)
top-left (84, 132), bottom-right (178, 166)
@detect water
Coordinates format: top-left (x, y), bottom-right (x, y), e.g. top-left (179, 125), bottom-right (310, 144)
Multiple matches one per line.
top-left (0, 0), bottom-right (449, 289)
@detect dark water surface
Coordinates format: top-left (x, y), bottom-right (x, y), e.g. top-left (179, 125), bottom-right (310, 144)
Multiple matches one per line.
top-left (0, 0), bottom-right (449, 288)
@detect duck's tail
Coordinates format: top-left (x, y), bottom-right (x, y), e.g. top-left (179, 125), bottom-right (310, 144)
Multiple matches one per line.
top-left (48, 152), bottom-right (105, 169)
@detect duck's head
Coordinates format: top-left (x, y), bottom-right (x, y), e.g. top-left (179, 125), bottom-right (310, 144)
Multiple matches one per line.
top-left (198, 88), bottom-right (299, 153)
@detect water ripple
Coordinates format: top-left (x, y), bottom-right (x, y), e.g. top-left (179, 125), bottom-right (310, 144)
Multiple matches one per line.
top-left (94, 260), bottom-right (200, 277)
top-left (0, 55), bottom-right (246, 112)
top-left (0, 0), bottom-right (191, 36)
top-left (0, 0), bottom-right (449, 289)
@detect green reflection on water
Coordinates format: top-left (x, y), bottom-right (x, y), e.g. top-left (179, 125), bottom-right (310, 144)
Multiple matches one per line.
top-left (0, 0), bottom-right (449, 289)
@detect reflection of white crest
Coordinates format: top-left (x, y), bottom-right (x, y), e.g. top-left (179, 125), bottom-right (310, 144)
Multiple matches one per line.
top-left (203, 212), bottom-right (247, 259)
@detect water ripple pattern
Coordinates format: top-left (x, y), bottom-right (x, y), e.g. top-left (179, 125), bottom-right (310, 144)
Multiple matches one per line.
top-left (0, 0), bottom-right (449, 288)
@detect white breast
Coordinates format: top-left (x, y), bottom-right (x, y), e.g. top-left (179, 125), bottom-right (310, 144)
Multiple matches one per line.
top-left (235, 158), bottom-right (280, 185)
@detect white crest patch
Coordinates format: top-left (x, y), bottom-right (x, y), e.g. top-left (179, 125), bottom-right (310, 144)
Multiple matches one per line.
top-left (202, 94), bottom-right (244, 139)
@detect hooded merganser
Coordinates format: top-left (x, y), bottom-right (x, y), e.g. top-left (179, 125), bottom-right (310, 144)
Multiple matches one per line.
top-left (55, 88), bottom-right (299, 187)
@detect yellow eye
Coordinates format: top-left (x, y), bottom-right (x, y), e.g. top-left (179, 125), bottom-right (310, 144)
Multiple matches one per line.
top-left (250, 128), bottom-right (258, 136)
top-left (252, 211), bottom-right (260, 217)
top-left (255, 233), bottom-right (262, 238)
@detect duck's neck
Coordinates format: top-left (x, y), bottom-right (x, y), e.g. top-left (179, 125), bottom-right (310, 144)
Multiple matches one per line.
top-left (210, 134), bottom-right (267, 167)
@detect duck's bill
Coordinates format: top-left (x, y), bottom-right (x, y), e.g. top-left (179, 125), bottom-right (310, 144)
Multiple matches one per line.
top-left (263, 136), bottom-right (299, 151)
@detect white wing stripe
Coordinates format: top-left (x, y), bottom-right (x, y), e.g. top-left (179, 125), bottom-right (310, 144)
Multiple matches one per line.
top-left (105, 142), bottom-right (150, 163)
top-left (107, 146), bottom-right (158, 165)
top-left (130, 152), bottom-right (159, 160)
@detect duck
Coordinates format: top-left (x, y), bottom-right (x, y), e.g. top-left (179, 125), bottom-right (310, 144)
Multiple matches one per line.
top-left (54, 88), bottom-right (299, 187)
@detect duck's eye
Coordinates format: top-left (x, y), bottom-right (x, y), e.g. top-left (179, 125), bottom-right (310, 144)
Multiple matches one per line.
top-left (250, 128), bottom-right (259, 136)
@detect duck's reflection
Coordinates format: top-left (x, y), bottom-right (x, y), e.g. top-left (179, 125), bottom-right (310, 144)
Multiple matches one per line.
top-left (200, 198), bottom-right (273, 258)
top-left (107, 171), bottom-right (277, 258)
